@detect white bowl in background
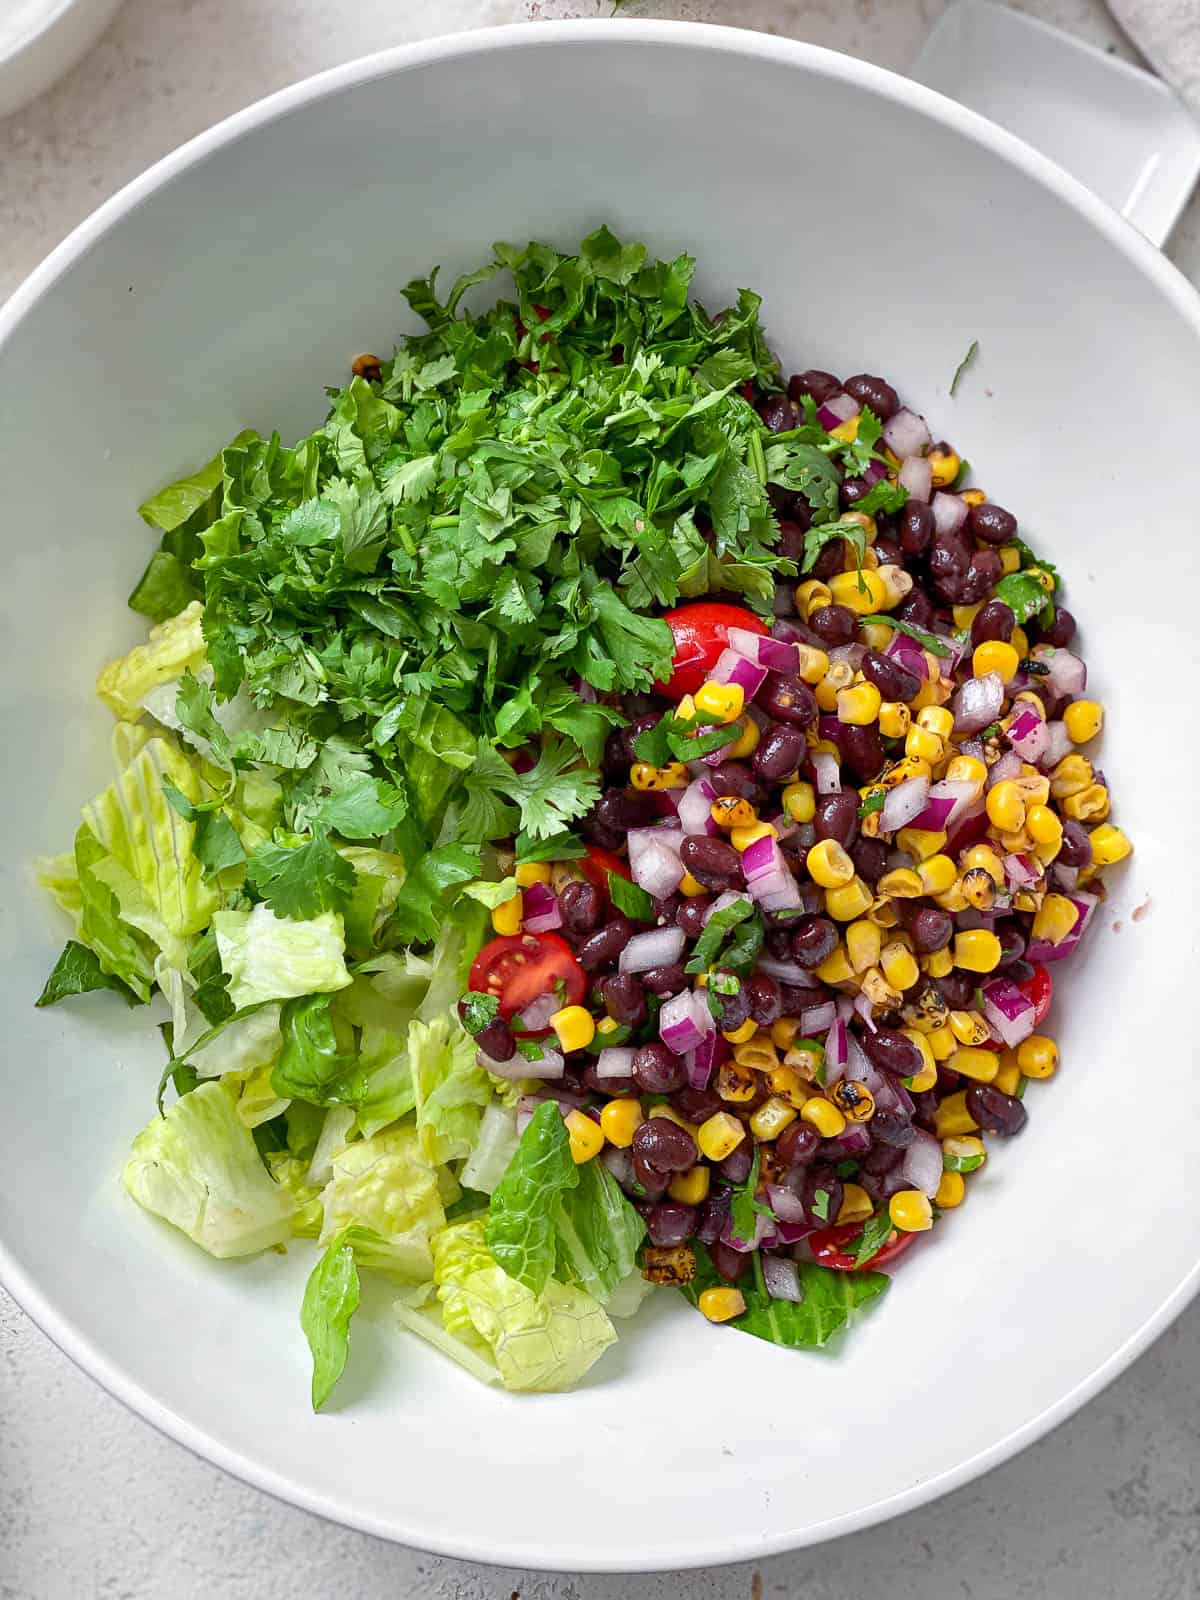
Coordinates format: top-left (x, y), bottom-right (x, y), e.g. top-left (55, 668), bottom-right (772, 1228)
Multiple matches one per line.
top-left (0, 0), bottom-right (123, 119)
top-left (0, 20), bottom-right (1196, 1573)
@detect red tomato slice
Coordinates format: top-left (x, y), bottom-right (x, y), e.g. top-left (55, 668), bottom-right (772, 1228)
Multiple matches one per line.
top-left (580, 845), bottom-right (631, 898)
top-left (808, 1220), bottom-right (918, 1272)
top-left (658, 603), bottom-right (769, 699)
top-left (467, 932), bottom-right (585, 1033)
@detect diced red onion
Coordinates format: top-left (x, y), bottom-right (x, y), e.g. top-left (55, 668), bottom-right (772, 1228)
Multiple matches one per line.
top-left (757, 954), bottom-right (822, 987)
top-left (521, 881), bottom-right (562, 933)
top-left (686, 1032), bottom-right (725, 1090)
top-left (742, 834), bottom-right (785, 880)
top-left (824, 1121), bottom-right (871, 1158)
top-left (799, 1000), bottom-right (837, 1035)
top-left (485, 1043), bottom-right (566, 1082)
top-left (843, 1031), bottom-right (877, 1089)
top-left (931, 491), bottom-right (968, 537)
top-left (755, 873), bottom-right (805, 913)
top-left (516, 1094), bottom-right (569, 1136)
top-left (722, 1207), bottom-right (774, 1252)
top-left (627, 827), bottom-right (685, 897)
top-left (1004, 852), bottom-right (1041, 890)
top-left (861, 458), bottom-right (888, 487)
top-left (879, 774), bottom-right (931, 834)
top-left (953, 670), bottom-right (1005, 735)
top-left (945, 800), bottom-right (989, 855)
top-left (712, 647), bottom-right (767, 699)
top-left (853, 990), bottom-right (878, 1033)
top-left (596, 1046), bottom-right (636, 1079)
top-left (601, 1144), bottom-right (635, 1189)
top-left (912, 778), bottom-right (980, 832)
top-left (1038, 720), bottom-right (1074, 771)
top-left (812, 751), bottom-right (842, 795)
top-left (986, 750), bottom-right (1023, 790)
top-left (836, 995), bottom-right (855, 1023)
top-left (728, 627), bottom-right (801, 676)
top-left (705, 889), bottom-right (752, 923)
top-left (518, 993), bottom-right (559, 1033)
top-left (828, 642), bottom-right (867, 671)
top-left (898, 455), bottom-right (933, 502)
top-left (1027, 891), bottom-right (1099, 964)
top-left (901, 1127), bottom-right (943, 1198)
top-left (677, 776), bottom-right (719, 837)
top-left (766, 1182), bottom-right (808, 1224)
top-left (883, 407), bottom-right (932, 459)
top-left (817, 392), bottom-right (858, 428)
top-left (885, 631), bottom-right (930, 680)
top-left (660, 988), bottom-right (714, 1055)
top-left (761, 1254), bottom-right (804, 1303)
top-left (1051, 862), bottom-right (1080, 892)
top-left (1038, 648), bottom-right (1087, 699)
top-left (620, 926), bottom-right (686, 974)
top-left (824, 1019), bottom-right (849, 1084)
top-left (981, 978), bottom-right (1037, 1047)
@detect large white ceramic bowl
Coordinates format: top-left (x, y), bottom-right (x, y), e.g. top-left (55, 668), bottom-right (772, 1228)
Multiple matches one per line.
top-left (0, 20), bottom-right (1196, 1574)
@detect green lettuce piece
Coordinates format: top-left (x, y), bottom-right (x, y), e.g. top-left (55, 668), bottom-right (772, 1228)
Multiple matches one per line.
top-left (267, 1153), bottom-right (325, 1237)
top-left (605, 1269), bottom-right (656, 1320)
top-left (307, 1104), bottom-right (356, 1187)
top-left (235, 1061), bottom-right (291, 1128)
top-left (95, 602), bottom-right (208, 721)
top-left (431, 1218), bottom-right (497, 1340)
top-left (682, 1243), bottom-right (888, 1348)
top-left (301, 1228), bottom-right (361, 1411)
top-left (74, 824), bottom-right (157, 1003)
top-left (213, 904), bottom-right (351, 1009)
top-left (339, 846), bottom-right (406, 954)
top-left (485, 1101), bottom-right (579, 1294)
top-left (128, 551), bottom-right (200, 625)
top-left (459, 1102), bottom-right (520, 1196)
top-left (35, 940), bottom-right (143, 1009)
top-left (457, 1266), bottom-right (616, 1393)
top-left (138, 440), bottom-right (237, 534)
top-left (393, 1285), bottom-right (501, 1387)
top-left (409, 1013), bottom-right (491, 1166)
top-left (186, 1004), bottom-right (282, 1079)
top-left (554, 1158), bottom-right (646, 1304)
top-left (122, 1080), bottom-right (296, 1257)
top-left (319, 1124), bottom-right (444, 1281)
top-left (272, 992), bottom-right (355, 1103)
top-left (34, 851), bottom-right (81, 921)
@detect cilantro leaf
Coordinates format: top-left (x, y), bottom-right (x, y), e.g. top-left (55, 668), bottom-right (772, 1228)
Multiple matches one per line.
top-left (994, 570), bottom-right (1052, 626)
top-left (849, 1208), bottom-right (896, 1266)
top-left (802, 517), bottom-right (868, 579)
top-left (35, 940), bottom-right (144, 1009)
top-left (382, 842), bottom-right (481, 946)
top-left (458, 991), bottom-right (500, 1038)
top-left (684, 895), bottom-right (755, 974)
top-left (514, 830), bottom-right (587, 864)
top-left (860, 616), bottom-right (954, 658)
top-left (316, 776), bottom-right (408, 839)
top-left (729, 1148), bottom-right (773, 1246)
top-left (607, 871), bottom-right (656, 923)
top-left (246, 827), bottom-right (356, 920)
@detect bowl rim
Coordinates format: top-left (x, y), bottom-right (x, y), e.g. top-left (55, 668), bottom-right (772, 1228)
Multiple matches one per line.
top-left (2, 17), bottom-right (1198, 1573)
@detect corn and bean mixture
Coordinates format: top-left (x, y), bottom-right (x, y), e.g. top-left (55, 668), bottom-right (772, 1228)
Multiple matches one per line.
top-left (464, 364), bottom-right (1132, 1317)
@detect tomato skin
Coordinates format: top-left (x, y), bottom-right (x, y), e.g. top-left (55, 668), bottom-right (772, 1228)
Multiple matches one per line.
top-left (808, 1221), bottom-right (918, 1272)
top-left (981, 962), bottom-right (1053, 1049)
top-left (467, 932), bottom-right (585, 1032)
top-left (658, 603), bottom-right (769, 699)
top-left (581, 845), bottom-right (630, 898)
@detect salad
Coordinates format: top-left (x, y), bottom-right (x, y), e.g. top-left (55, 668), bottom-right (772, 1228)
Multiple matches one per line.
top-left (34, 230), bottom-right (1132, 1408)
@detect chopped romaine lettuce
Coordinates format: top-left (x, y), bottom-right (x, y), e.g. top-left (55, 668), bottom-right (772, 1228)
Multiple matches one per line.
top-left (213, 904), bottom-right (351, 1009)
top-left (319, 1124), bottom-right (444, 1281)
top-left (95, 602), bottom-right (208, 721)
top-left (301, 1228), bottom-right (361, 1411)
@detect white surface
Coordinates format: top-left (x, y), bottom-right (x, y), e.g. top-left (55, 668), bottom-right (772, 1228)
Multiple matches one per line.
top-left (2, 1), bottom-right (1199, 1595)
top-left (0, 0), bottom-right (124, 118)
top-left (914, 0), bottom-right (1200, 243)
top-left (1110, 0), bottom-right (1200, 117)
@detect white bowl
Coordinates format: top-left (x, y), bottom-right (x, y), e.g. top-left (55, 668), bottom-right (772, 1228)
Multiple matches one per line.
top-left (0, 20), bottom-right (1196, 1573)
top-left (0, 0), bottom-right (123, 119)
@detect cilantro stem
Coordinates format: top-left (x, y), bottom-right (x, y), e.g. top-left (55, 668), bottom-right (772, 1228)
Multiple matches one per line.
top-left (747, 429), bottom-right (767, 486)
top-left (429, 515), bottom-right (459, 530)
top-left (950, 339), bottom-right (979, 397)
top-left (860, 615), bottom-right (954, 658)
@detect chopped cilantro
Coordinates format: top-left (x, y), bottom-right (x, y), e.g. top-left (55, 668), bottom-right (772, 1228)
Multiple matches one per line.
top-left (809, 1186), bottom-right (832, 1223)
top-left (684, 896), bottom-right (755, 974)
top-left (861, 615), bottom-right (955, 658)
top-left (607, 871), bottom-right (656, 923)
top-left (730, 1148), bottom-right (773, 1243)
top-left (515, 830), bottom-right (588, 864)
top-left (950, 339), bottom-right (979, 396)
top-left (458, 991), bottom-right (500, 1037)
top-left (851, 1208), bottom-right (896, 1266)
top-left (859, 790), bottom-right (886, 820)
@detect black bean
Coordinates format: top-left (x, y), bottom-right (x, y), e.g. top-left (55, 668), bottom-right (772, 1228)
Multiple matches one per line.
top-left (791, 915), bottom-right (839, 968)
top-left (474, 1018), bottom-right (515, 1061)
top-left (836, 723), bottom-right (886, 782)
top-left (811, 540), bottom-right (848, 580)
top-left (1042, 607), bottom-right (1077, 648)
top-left (814, 791), bottom-right (859, 848)
top-left (712, 1241), bottom-right (751, 1282)
top-left (631, 1153), bottom-right (672, 1198)
top-left (559, 879), bottom-right (602, 934)
top-left (861, 1027), bottom-right (923, 1078)
top-left (580, 1063), bottom-right (638, 1096)
top-left (994, 921), bottom-right (1027, 969)
top-left (910, 907), bottom-right (954, 953)
top-left (777, 1121), bottom-right (820, 1168)
top-left (802, 1168), bottom-right (844, 1227)
top-left (870, 1107), bottom-right (915, 1149)
top-left (844, 372), bottom-right (900, 420)
top-left (841, 476), bottom-right (873, 510)
top-left (593, 787), bottom-right (658, 834)
top-left (765, 926), bottom-right (794, 960)
top-left (808, 604), bottom-right (858, 646)
top-left (899, 502), bottom-right (934, 558)
top-left (862, 649), bottom-right (921, 703)
top-left (778, 982), bottom-right (815, 1015)
top-left (708, 762), bottom-right (765, 807)
top-left (577, 917), bottom-right (636, 971)
top-left (679, 835), bottom-right (743, 890)
top-left (645, 1201), bottom-right (698, 1247)
top-left (633, 1042), bottom-right (688, 1094)
top-left (850, 835), bottom-right (889, 884)
top-left (747, 973), bottom-right (782, 1026)
top-left (936, 970), bottom-right (975, 1009)
top-left (760, 395), bottom-right (799, 434)
top-left (710, 979), bottom-right (751, 1032)
top-left (677, 896), bottom-right (713, 938)
top-left (874, 536), bottom-right (905, 568)
top-left (968, 502), bottom-right (1018, 545)
top-left (695, 1193), bottom-right (729, 1244)
top-left (787, 369), bottom-right (841, 405)
top-left (641, 962), bottom-right (688, 997)
top-left (895, 589), bottom-right (934, 628)
top-left (675, 1086), bottom-right (723, 1125)
top-left (717, 1142), bottom-right (754, 1184)
top-left (970, 599), bottom-right (1015, 647)
top-left (753, 721), bottom-right (808, 780)
top-left (759, 673), bottom-right (819, 728)
top-left (958, 549), bottom-right (1003, 603)
top-left (966, 1084), bottom-right (1028, 1137)
top-left (777, 520), bottom-right (808, 561)
top-left (1059, 819), bottom-right (1093, 870)
top-left (601, 973), bottom-right (647, 1027)
top-left (632, 1116), bottom-right (699, 1173)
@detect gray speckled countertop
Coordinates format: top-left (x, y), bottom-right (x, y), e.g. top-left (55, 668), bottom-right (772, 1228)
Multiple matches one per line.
top-left (2, 3), bottom-right (1198, 1595)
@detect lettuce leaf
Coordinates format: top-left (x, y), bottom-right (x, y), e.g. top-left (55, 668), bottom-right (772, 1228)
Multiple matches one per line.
top-left (186, 1004), bottom-right (282, 1079)
top-left (213, 904), bottom-right (351, 1009)
top-left (458, 1102), bottom-right (520, 1196)
top-left (36, 940), bottom-right (143, 1009)
top-left (74, 824), bottom-right (157, 1003)
top-left (96, 602), bottom-right (208, 721)
top-left (301, 1228), bottom-right (361, 1411)
top-left (456, 1266), bottom-right (617, 1393)
top-left (485, 1101), bottom-right (578, 1294)
top-left (408, 1013), bottom-right (491, 1166)
top-left (319, 1124), bottom-right (444, 1281)
top-left (682, 1243), bottom-right (888, 1348)
top-left (554, 1158), bottom-right (646, 1304)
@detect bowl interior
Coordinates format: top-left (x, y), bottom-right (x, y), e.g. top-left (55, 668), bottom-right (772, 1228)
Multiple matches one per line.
top-left (0, 23), bottom-right (1196, 1572)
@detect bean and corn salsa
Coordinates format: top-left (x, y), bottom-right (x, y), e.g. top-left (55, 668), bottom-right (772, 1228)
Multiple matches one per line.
top-left (461, 363), bottom-right (1132, 1324)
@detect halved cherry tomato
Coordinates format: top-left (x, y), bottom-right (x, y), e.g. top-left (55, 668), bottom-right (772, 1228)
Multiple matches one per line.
top-left (580, 844), bottom-right (630, 899)
top-left (808, 1220), bottom-right (918, 1272)
top-left (981, 961), bottom-right (1053, 1049)
top-left (467, 932), bottom-right (585, 1033)
top-left (657, 603), bottom-right (769, 699)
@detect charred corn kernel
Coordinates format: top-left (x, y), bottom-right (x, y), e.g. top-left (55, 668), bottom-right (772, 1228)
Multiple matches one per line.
top-left (943, 1134), bottom-right (987, 1172)
top-left (945, 754), bottom-right (988, 792)
top-left (679, 871), bottom-right (708, 897)
top-left (998, 544), bottom-right (1022, 576)
top-left (878, 866), bottom-right (924, 899)
top-left (953, 929), bottom-right (1002, 973)
top-left (815, 660), bottom-right (855, 712)
top-left (694, 680), bottom-right (745, 723)
top-left (711, 795), bottom-right (757, 829)
top-left (997, 828), bottom-right (1033, 856)
top-left (1050, 753), bottom-right (1093, 799)
top-left (837, 1183), bottom-right (874, 1226)
top-left (935, 1091), bottom-right (981, 1139)
top-left (934, 881), bottom-right (970, 913)
top-left (631, 761), bottom-right (660, 791)
top-left (1016, 764), bottom-right (1051, 803)
top-left (698, 1111), bottom-right (746, 1162)
top-left (750, 1096), bottom-right (799, 1141)
top-left (731, 821), bottom-right (778, 852)
top-left (960, 866), bottom-right (997, 911)
top-left (1063, 699), bottom-right (1103, 743)
top-left (928, 443), bottom-right (960, 487)
top-left (837, 681), bottom-right (883, 725)
top-left (715, 1058), bottom-right (758, 1103)
top-left (906, 984), bottom-right (949, 1032)
top-left (792, 642), bottom-right (830, 684)
top-left (1013, 888), bottom-right (1042, 914)
top-left (1011, 626), bottom-right (1030, 659)
top-left (515, 862), bottom-right (551, 888)
top-left (551, 1005), bottom-right (596, 1053)
top-left (918, 706), bottom-right (955, 740)
top-left (972, 640), bottom-right (1020, 684)
top-left (1018, 1035), bottom-right (1058, 1078)
top-left (846, 918), bottom-right (883, 974)
top-left (880, 940), bottom-right (920, 991)
top-left (916, 854), bottom-right (957, 896)
top-left (565, 1109), bottom-right (605, 1163)
top-left (1063, 784), bottom-right (1110, 822)
top-left (1032, 893), bottom-right (1078, 946)
top-left (725, 717), bottom-right (760, 759)
top-left (826, 877), bottom-right (873, 921)
top-left (660, 761), bottom-right (691, 788)
top-left (867, 894), bottom-right (901, 928)
top-left (935, 1171), bottom-right (966, 1208)
top-left (808, 837), bottom-right (855, 888)
top-left (800, 1096), bottom-right (846, 1138)
top-left (986, 780), bottom-right (1025, 832)
top-left (861, 965), bottom-right (903, 1010)
top-left (993, 1052), bottom-right (1022, 1095)
top-left (675, 693), bottom-right (697, 722)
top-left (878, 700), bottom-right (911, 739)
top-left (923, 946), bottom-right (954, 979)
top-left (1025, 804), bottom-right (1063, 847)
top-left (795, 579), bottom-right (832, 620)
top-left (949, 1009), bottom-right (991, 1047)
top-left (782, 781), bottom-right (816, 824)
top-left (815, 945), bottom-right (856, 985)
top-left (832, 1080), bottom-right (876, 1123)
top-left (768, 1065), bottom-right (810, 1109)
top-left (881, 754), bottom-right (932, 788)
top-left (1090, 823), bottom-right (1132, 866)
top-left (669, 1164), bottom-right (712, 1205)
top-left (901, 1027), bottom-right (937, 1077)
top-left (904, 724), bottom-right (944, 765)
top-left (953, 602), bottom-right (983, 630)
top-left (961, 843), bottom-right (1005, 886)
top-left (722, 1017), bottom-right (759, 1045)
top-left (829, 414), bottom-right (860, 443)
top-left (949, 1046), bottom-right (999, 1084)
top-left (736, 1038), bottom-right (780, 1075)
top-left (897, 826), bottom-right (948, 863)
top-left (491, 892), bottom-right (523, 936)
top-left (600, 1098), bottom-right (644, 1148)
top-left (828, 568), bottom-right (890, 615)
top-left (648, 1106), bottom-right (700, 1138)
top-left (699, 1286), bottom-right (746, 1323)
top-left (771, 1018), bottom-right (801, 1050)
top-left (785, 1042), bottom-right (825, 1082)
top-left (642, 1245), bottom-right (697, 1287)
top-left (1033, 837), bottom-right (1062, 868)
top-left (927, 1023), bottom-right (957, 1061)
top-left (890, 1189), bottom-right (934, 1231)
top-left (877, 564), bottom-right (913, 606)
top-left (907, 1056), bottom-right (939, 1091)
